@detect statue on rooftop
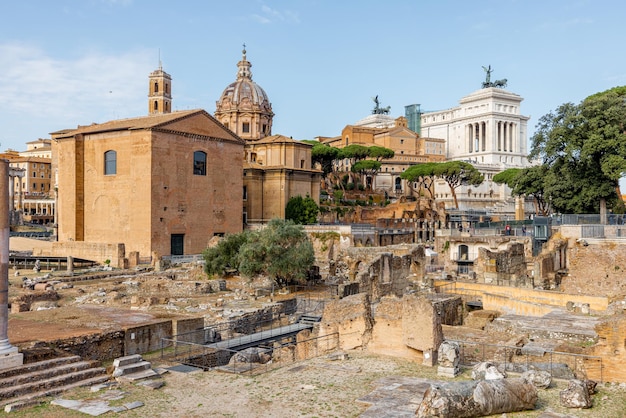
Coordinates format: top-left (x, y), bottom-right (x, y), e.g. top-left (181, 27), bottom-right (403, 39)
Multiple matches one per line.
top-left (372, 95), bottom-right (391, 115)
top-left (481, 65), bottom-right (507, 89)
top-left (482, 65), bottom-right (492, 85)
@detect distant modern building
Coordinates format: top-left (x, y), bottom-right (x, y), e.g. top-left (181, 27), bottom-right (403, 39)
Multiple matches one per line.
top-left (214, 47), bottom-right (321, 223)
top-left (52, 65), bottom-right (244, 259)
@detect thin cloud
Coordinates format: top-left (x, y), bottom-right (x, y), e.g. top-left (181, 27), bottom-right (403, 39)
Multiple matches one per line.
top-left (0, 42), bottom-right (153, 146)
top-left (249, 2), bottom-right (300, 24)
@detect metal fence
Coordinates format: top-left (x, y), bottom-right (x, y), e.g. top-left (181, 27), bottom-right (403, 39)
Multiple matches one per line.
top-left (449, 339), bottom-right (603, 382)
top-left (160, 332), bottom-right (339, 376)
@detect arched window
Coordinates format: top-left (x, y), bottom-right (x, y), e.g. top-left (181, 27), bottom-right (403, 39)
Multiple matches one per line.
top-left (104, 150), bottom-right (117, 175)
top-left (458, 244), bottom-right (469, 260)
top-left (193, 151), bottom-right (207, 175)
top-left (154, 82), bottom-right (159, 93)
top-left (153, 100), bottom-right (158, 111)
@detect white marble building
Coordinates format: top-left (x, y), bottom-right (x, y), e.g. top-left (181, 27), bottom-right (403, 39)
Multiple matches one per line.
top-left (419, 87), bottom-right (532, 217)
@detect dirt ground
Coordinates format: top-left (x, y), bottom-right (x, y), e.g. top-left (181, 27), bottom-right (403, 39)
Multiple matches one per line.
top-left (6, 237), bottom-right (626, 417)
top-left (5, 350), bottom-right (626, 418)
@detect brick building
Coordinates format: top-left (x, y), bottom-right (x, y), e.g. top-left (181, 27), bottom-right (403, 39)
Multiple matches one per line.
top-left (52, 67), bottom-right (244, 258)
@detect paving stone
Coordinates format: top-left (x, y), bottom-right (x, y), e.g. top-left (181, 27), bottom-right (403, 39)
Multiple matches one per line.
top-left (138, 379), bottom-right (165, 389)
top-left (123, 400), bottom-right (144, 410)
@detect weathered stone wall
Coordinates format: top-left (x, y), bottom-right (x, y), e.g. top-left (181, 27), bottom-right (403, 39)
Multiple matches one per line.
top-left (124, 321), bottom-right (173, 356)
top-left (336, 244), bottom-right (426, 302)
top-left (42, 330), bottom-right (125, 361)
top-left (10, 291), bottom-right (60, 313)
top-left (592, 315), bottom-right (626, 383)
top-left (321, 292), bottom-right (445, 365)
top-left (563, 240), bottom-right (626, 299)
top-left (36, 241), bottom-right (126, 268)
top-left (319, 293), bottom-right (372, 351)
top-left (402, 294), bottom-right (443, 365)
top-left (433, 295), bottom-right (464, 326)
top-left (368, 296), bottom-right (424, 361)
top-left (224, 303), bottom-right (291, 335)
top-left (172, 317), bottom-right (205, 344)
top-left (477, 242), bottom-right (530, 287)
top-left (434, 280), bottom-right (609, 315)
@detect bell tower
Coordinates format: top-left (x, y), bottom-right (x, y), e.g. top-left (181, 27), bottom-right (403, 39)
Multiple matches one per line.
top-left (148, 62), bottom-right (172, 115)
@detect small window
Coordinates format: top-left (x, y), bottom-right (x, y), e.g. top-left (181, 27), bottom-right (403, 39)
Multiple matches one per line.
top-left (154, 82), bottom-right (159, 93)
top-left (193, 151), bottom-right (206, 175)
top-left (33, 183), bottom-right (37, 190)
top-left (242, 122), bottom-right (250, 133)
top-left (104, 150), bottom-right (117, 175)
top-left (32, 172), bottom-right (36, 177)
top-left (153, 101), bottom-right (158, 111)
top-left (243, 186), bottom-right (247, 200)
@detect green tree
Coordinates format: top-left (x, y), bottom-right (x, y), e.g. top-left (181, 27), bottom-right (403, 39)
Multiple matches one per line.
top-left (238, 219), bottom-right (315, 285)
top-left (401, 162), bottom-right (437, 199)
top-left (202, 231), bottom-right (250, 276)
top-left (367, 145), bottom-right (395, 161)
top-left (285, 195), bottom-right (320, 225)
top-left (494, 166), bottom-right (551, 216)
top-left (530, 86), bottom-right (626, 213)
top-left (338, 144), bottom-right (370, 163)
top-left (351, 159), bottom-right (381, 190)
top-left (310, 143), bottom-right (340, 179)
top-left (433, 161), bottom-right (484, 209)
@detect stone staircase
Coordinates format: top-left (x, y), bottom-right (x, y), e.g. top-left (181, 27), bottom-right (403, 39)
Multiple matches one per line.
top-left (0, 355), bottom-right (109, 408)
top-left (298, 314), bottom-right (322, 327)
top-left (112, 354), bottom-right (159, 381)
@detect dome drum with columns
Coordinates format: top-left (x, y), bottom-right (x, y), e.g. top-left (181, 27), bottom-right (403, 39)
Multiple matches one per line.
top-left (215, 47), bottom-right (274, 141)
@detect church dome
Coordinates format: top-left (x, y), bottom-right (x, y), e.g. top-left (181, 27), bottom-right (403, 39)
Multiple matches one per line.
top-left (215, 47), bottom-right (273, 140)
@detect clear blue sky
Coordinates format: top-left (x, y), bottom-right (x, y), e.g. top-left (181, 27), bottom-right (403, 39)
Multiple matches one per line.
top-left (1, 0), bottom-right (624, 153)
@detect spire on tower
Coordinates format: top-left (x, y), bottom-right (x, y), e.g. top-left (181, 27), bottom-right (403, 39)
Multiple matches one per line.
top-left (237, 43), bottom-right (252, 80)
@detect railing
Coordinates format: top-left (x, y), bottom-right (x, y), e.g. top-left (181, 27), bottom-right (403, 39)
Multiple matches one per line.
top-left (425, 264), bottom-right (445, 273)
top-left (448, 339), bottom-right (603, 383)
top-left (9, 231), bottom-right (51, 238)
top-left (454, 252), bottom-right (477, 262)
top-left (162, 254), bottom-right (204, 264)
top-left (160, 332), bottom-right (340, 376)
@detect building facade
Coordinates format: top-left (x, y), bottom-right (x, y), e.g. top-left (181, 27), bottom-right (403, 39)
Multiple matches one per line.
top-left (2, 140), bottom-right (54, 224)
top-left (52, 108), bottom-right (244, 258)
top-left (419, 86), bottom-right (531, 214)
top-left (215, 47), bottom-right (321, 223)
top-left (320, 116), bottom-right (445, 195)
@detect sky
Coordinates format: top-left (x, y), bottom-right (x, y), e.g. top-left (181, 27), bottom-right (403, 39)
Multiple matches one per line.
top-left (1, 0), bottom-right (625, 153)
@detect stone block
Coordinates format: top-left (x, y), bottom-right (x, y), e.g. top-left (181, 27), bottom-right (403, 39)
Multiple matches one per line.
top-left (437, 366), bottom-right (460, 378)
top-left (113, 354), bottom-right (143, 368)
top-left (0, 351), bottom-right (24, 370)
